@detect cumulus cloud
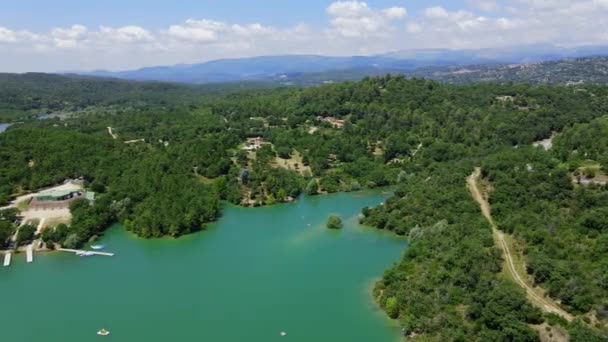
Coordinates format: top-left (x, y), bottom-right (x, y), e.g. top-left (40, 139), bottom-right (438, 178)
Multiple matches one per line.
top-left (50, 24), bottom-right (88, 48)
top-left (167, 19), bottom-right (225, 42)
top-left (99, 26), bottom-right (154, 43)
top-left (468, 0), bottom-right (500, 11)
top-left (0, 27), bottom-right (17, 43)
top-left (232, 23), bottom-right (265, 36)
top-left (424, 6), bottom-right (450, 18)
top-left (383, 7), bottom-right (408, 19)
top-left (595, 0), bottom-right (608, 9)
top-left (405, 1), bottom-right (608, 48)
top-left (327, 1), bottom-right (407, 38)
top-left (1, 0), bottom-right (608, 72)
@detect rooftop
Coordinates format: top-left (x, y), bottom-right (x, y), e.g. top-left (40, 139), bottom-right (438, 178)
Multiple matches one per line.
top-left (37, 190), bottom-right (79, 198)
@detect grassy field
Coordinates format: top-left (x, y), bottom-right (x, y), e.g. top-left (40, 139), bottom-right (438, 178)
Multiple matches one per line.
top-left (273, 150), bottom-right (312, 176)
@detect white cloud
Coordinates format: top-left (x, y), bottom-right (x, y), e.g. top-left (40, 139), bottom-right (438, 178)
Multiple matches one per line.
top-left (51, 25), bottom-right (87, 40)
top-left (326, 1), bottom-right (369, 17)
top-left (424, 6), bottom-right (450, 18)
top-left (50, 24), bottom-right (88, 48)
top-left (0, 27), bottom-right (17, 43)
top-left (405, 0), bottom-right (608, 49)
top-left (1, 0), bottom-right (608, 72)
top-left (468, 0), bottom-right (500, 11)
top-left (595, 0), bottom-right (608, 9)
top-left (167, 19), bottom-right (226, 42)
top-left (327, 1), bottom-right (407, 38)
top-left (99, 26), bottom-right (154, 43)
top-left (231, 23), bottom-right (274, 38)
top-left (383, 7), bottom-right (408, 19)
top-left (407, 23), bottom-right (422, 33)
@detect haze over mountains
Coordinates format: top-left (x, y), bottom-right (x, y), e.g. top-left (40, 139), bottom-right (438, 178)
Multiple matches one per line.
top-left (77, 45), bottom-right (608, 84)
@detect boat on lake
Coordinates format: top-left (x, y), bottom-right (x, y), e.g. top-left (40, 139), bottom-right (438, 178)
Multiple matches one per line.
top-left (97, 328), bottom-right (110, 336)
top-left (90, 245), bottom-right (105, 250)
top-left (76, 251), bottom-right (95, 257)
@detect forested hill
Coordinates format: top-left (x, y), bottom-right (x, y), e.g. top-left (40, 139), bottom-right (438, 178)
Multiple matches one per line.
top-left (1, 75), bottom-right (608, 340)
top-left (0, 73), bottom-right (274, 121)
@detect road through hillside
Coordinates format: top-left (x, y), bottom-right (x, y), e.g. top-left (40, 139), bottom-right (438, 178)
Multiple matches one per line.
top-left (467, 168), bottom-right (573, 322)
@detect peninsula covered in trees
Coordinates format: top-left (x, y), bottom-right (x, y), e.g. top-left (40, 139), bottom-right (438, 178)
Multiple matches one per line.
top-left (1, 72), bottom-right (607, 340)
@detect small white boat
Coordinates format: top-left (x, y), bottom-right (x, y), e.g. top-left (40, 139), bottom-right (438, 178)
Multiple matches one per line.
top-left (76, 251), bottom-right (95, 257)
top-left (280, 331), bottom-right (287, 336)
top-left (90, 245), bottom-right (105, 250)
top-left (97, 328), bottom-right (110, 336)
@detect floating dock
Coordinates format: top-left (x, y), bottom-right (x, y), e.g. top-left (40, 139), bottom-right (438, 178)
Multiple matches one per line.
top-left (58, 248), bottom-right (114, 257)
top-left (3, 253), bottom-right (11, 267)
top-left (26, 245), bottom-right (33, 263)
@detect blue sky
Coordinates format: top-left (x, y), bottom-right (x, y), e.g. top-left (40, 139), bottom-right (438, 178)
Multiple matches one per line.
top-left (0, 0), bottom-right (606, 72)
top-left (0, 1), bottom-right (469, 30)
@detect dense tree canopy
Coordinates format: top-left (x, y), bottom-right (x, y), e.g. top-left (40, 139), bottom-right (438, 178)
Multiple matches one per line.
top-left (1, 74), bottom-right (608, 339)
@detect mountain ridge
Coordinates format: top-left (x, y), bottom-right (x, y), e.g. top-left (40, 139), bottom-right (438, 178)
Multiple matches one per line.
top-left (74, 45), bottom-right (608, 84)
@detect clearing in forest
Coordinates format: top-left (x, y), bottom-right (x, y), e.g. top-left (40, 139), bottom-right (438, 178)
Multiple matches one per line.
top-left (273, 150), bottom-right (311, 176)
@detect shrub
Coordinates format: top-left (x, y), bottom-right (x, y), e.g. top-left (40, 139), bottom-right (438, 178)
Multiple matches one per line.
top-left (327, 215), bottom-right (343, 229)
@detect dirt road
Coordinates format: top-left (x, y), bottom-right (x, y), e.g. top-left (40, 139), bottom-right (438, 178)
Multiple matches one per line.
top-left (467, 168), bottom-right (573, 322)
top-left (107, 126), bottom-right (118, 139)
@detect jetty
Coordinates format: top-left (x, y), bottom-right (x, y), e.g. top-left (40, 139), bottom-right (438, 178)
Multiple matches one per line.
top-left (26, 245), bottom-right (33, 263)
top-left (3, 252), bottom-right (11, 267)
top-left (58, 248), bottom-right (114, 257)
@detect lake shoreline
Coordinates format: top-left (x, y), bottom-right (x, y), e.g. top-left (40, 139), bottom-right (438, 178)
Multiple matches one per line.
top-left (1, 191), bottom-right (406, 341)
top-left (1, 187), bottom-right (399, 255)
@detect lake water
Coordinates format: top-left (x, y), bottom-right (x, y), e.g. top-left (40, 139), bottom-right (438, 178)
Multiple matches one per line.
top-left (38, 113), bottom-right (67, 120)
top-left (0, 191), bottom-right (406, 342)
top-left (0, 123), bottom-right (12, 133)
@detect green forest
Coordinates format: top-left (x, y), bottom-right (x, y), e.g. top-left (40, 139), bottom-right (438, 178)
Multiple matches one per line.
top-left (1, 73), bottom-right (608, 340)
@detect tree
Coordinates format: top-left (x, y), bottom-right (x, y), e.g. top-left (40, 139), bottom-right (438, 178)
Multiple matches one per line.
top-left (385, 296), bottom-right (399, 319)
top-left (276, 146), bottom-right (292, 159)
top-left (0, 208), bottom-right (19, 222)
top-left (63, 234), bottom-right (80, 249)
top-left (306, 179), bottom-right (319, 195)
top-left (0, 220), bottom-right (15, 248)
top-left (277, 188), bottom-right (288, 202)
top-left (16, 224), bottom-right (36, 246)
top-left (327, 215), bottom-right (343, 229)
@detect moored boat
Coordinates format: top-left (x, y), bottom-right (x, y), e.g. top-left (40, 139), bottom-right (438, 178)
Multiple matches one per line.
top-left (90, 245), bottom-right (105, 250)
top-left (97, 328), bottom-right (110, 336)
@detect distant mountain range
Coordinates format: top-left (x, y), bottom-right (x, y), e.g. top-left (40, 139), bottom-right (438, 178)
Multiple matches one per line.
top-left (75, 45), bottom-right (608, 84)
top-left (277, 56), bottom-right (608, 86)
top-left (407, 56), bottom-right (608, 85)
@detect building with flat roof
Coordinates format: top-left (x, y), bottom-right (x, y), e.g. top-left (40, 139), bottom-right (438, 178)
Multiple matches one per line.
top-left (30, 190), bottom-right (95, 210)
top-left (35, 190), bottom-right (82, 202)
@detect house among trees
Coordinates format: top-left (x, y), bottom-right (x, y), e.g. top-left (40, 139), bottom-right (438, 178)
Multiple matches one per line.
top-left (243, 137), bottom-right (267, 151)
top-left (316, 116), bottom-right (345, 128)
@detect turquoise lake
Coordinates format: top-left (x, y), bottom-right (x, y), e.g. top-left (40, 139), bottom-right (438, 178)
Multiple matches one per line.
top-left (0, 191), bottom-right (406, 341)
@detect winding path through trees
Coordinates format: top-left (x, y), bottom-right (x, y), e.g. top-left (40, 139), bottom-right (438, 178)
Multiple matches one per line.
top-left (107, 126), bottom-right (118, 139)
top-left (467, 168), bottom-right (573, 322)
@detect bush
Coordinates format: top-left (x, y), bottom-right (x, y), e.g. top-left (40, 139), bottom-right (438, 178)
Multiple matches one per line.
top-left (327, 215), bottom-right (343, 229)
top-left (276, 146), bottom-right (292, 159)
top-left (305, 179), bottom-right (319, 195)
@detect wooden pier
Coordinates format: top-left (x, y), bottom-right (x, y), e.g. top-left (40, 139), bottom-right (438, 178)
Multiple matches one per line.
top-left (3, 252), bottom-right (11, 267)
top-left (58, 248), bottom-right (114, 257)
top-left (26, 245), bottom-right (33, 263)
